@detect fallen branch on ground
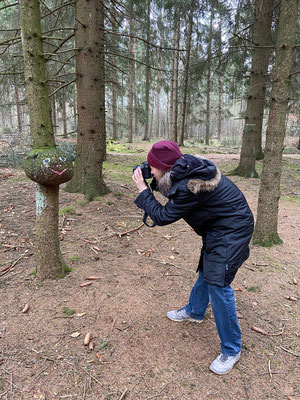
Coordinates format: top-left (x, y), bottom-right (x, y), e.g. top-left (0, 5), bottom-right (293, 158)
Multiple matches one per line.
top-left (0, 253), bottom-right (26, 277)
top-left (251, 326), bottom-right (285, 336)
top-left (97, 223), bottom-right (144, 241)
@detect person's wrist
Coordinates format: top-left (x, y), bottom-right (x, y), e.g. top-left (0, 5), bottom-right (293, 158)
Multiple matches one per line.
top-left (138, 185), bottom-right (148, 193)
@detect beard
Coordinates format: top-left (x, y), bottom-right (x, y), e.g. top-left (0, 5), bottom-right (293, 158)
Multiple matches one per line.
top-left (157, 171), bottom-right (172, 197)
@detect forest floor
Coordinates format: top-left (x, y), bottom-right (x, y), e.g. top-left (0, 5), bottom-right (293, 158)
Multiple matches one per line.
top-left (0, 142), bottom-right (299, 400)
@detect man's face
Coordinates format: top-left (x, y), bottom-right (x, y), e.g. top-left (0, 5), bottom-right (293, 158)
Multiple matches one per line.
top-left (150, 166), bottom-right (165, 181)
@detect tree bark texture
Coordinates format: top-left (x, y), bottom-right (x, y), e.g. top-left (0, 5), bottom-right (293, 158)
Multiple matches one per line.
top-left (66, 0), bottom-right (106, 200)
top-left (179, 0), bottom-right (194, 146)
top-left (236, 0), bottom-right (272, 177)
top-left (170, 7), bottom-right (180, 143)
top-left (253, 0), bottom-right (298, 246)
top-left (205, 9), bottom-right (213, 145)
top-left (143, 0), bottom-right (151, 141)
top-left (217, 17), bottom-right (223, 141)
top-left (128, 17), bottom-right (134, 144)
top-left (35, 184), bottom-right (66, 279)
top-left (20, 0), bottom-right (55, 149)
top-left (20, 0), bottom-right (67, 279)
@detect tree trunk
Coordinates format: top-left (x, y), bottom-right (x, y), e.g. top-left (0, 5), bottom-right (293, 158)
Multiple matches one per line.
top-left (133, 36), bottom-right (138, 138)
top-left (170, 7), bottom-right (180, 143)
top-left (205, 9), bottom-right (213, 145)
top-left (156, 52), bottom-right (162, 138)
top-left (112, 86), bottom-right (118, 140)
top-left (253, 0), bottom-right (298, 246)
top-left (143, 0), bottom-right (151, 141)
top-left (235, 0), bottom-right (272, 177)
top-left (65, 0), bottom-right (107, 200)
top-left (61, 88), bottom-right (67, 136)
top-left (128, 17), bottom-right (134, 143)
top-left (111, 22), bottom-right (119, 141)
top-left (179, 0), bottom-right (194, 146)
top-left (13, 77), bottom-right (23, 136)
top-left (20, 0), bottom-right (69, 279)
top-left (217, 17), bottom-right (223, 141)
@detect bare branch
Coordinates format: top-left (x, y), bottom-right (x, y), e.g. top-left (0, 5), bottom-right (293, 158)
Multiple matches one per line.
top-left (48, 79), bottom-right (75, 97)
top-left (0, 36), bottom-right (21, 46)
top-left (41, 1), bottom-right (75, 19)
top-left (102, 28), bottom-right (186, 52)
top-left (105, 50), bottom-right (171, 73)
top-left (0, 2), bottom-right (18, 11)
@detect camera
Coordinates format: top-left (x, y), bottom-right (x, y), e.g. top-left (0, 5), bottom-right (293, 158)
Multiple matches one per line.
top-left (133, 161), bottom-right (152, 180)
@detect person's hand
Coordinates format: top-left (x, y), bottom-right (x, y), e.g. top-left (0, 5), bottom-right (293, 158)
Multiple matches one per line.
top-left (132, 167), bottom-right (148, 193)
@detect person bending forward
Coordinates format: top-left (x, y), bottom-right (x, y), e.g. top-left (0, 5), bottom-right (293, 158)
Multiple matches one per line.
top-left (132, 140), bottom-right (254, 375)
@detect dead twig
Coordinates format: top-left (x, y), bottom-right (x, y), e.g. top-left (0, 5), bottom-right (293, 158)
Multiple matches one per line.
top-left (119, 388), bottom-right (128, 400)
top-left (280, 346), bottom-right (299, 357)
top-left (97, 223), bottom-right (144, 241)
top-left (0, 253), bottom-right (25, 277)
top-left (268, 359), bottom-right (272, 379)
top-left (111, 316), bottom-right (118, 334)
top-left (251, 326), bottom-right (285, 336)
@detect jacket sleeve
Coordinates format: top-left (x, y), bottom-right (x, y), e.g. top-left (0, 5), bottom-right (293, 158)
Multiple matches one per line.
top-left (134, 186), bottom-right (199, 226)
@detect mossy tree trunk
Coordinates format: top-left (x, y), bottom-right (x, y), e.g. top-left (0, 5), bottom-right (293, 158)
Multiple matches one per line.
top-left (235, 0), bottom-right (272, 177)
top-left (253, 0), bottom-right (298, 246)
top-left (65, 0), bottom-right (107, 200)
top-left (20, 0), bottom-right (67, 279)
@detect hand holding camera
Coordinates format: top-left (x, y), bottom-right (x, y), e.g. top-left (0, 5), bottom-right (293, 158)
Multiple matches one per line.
top-left (132, 161), bottom-right (152, 193)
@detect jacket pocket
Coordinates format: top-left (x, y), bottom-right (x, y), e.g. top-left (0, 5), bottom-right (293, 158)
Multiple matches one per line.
top-left (201, 232), bottom-right (227, 286)
top-left (225, 247), bottom-right (250, 285)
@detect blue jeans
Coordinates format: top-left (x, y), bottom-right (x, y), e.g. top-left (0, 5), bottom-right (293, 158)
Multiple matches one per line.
top-left (184, 272), bottom-right (241, 356)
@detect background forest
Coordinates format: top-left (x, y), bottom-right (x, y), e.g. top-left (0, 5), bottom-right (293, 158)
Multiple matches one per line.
top-left (0, 1), bottom-right (300, 399)
top-left (0, 0), bottom-right (299, 153)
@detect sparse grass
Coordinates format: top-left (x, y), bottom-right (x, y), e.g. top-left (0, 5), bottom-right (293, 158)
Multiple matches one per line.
top-left (76, 199), bottom-right (87, 207)
top-left (67, 256), bottom-right (80, 263)
top-left (97, 341), bottom-right (110, 351)
top-left (247, 286), bottom-right (261, 293)
top-left (113, 192), bottom-right (124, 199)
top-left (59, 205), bottom-right (76, 215)
top-left (62, 306), bottom-right (75, 316)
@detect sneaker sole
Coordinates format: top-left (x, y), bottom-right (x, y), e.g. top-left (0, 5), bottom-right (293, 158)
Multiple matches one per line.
top-left (167, 315), bottom-right (203, 323)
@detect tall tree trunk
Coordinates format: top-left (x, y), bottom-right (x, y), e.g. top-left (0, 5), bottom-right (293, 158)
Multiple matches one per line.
top-left (51, 95), bottom-right (57, 136)
top-left (13, 77), bottom-right (23, 135)
top-left (253, 0), bottom-right (298, 246)
top-left (20, 0), bottom-right (70, 279)
top-left (112, 86), bottom-right (118, 140)
top-left (128, 17), bottom-right (134, 143)
top-left (179, 1), bottom-right (194, 146)
top-left (133, 37), bottom-right (138, 138)
top-left (235, 0), bottom-right (272, 177)
top-left (111, 17), bottom-right (119, 141)
top-left (217, 17), bottom-right (223, 141)
top-left (170, 7), bottom-right (180, 143)
top-left (143, 0), bottom-right (151, 141)
top-left (61, 88), bottom-right (67, 136)
top-left (205, 9), bottom-right (213, 145)
top-left (65, 0), bottom-right (106, 200)
top-left (156, 51), bottom-right (162, 138)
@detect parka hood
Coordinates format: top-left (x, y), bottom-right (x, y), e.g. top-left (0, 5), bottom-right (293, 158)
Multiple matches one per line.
top-left (171, 154), bottom-right (221, 193)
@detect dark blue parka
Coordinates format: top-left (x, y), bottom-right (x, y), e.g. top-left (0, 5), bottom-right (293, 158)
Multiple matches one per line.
top-left (134, 154), bottom-right (254, 287)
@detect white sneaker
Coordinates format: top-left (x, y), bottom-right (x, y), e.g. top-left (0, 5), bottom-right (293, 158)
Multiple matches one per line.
top-left (166, 308), bottom-right (203, 323)
top-left (209, 352), bottom-right (241, 375)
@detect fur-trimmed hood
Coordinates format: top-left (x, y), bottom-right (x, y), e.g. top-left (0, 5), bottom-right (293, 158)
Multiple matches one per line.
top-left (187, 167), bottom-right (221, 193)
top-left (171, 154), bottom-right (221, 194)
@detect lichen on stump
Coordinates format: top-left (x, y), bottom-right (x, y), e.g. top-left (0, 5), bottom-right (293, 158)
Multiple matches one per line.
top-left (24, 148), bottom-right (73, 186)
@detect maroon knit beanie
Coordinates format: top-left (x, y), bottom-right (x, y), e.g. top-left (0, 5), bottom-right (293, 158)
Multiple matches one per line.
top-left (147, 140), bottom-right (182, 171)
